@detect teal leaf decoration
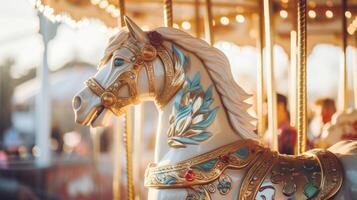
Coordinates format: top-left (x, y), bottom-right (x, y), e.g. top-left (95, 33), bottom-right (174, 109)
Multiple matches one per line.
top-left (193, 159), bottom-right (218, 171)
top-left (171, 136), bottom-right (199, 145)
top-left (175, 104), bottom-right (192, 123)
top-left (167, 73), bottom-right (219, 148)
top-left (191, 73), bottom-right (201, 88)
top-left (157, 174), bottom-right (177, 185)
top-left (174, 90), bottom-right (184, 109)
top-left (189, 132), bottom-right (212, 141)
top-left (205, 85), bottom-right (213, 100)
top-left (235, 147), bottom-right (249, 159)
top-left (172, 44), bottom-right (187, 67)
top-left (192, 108), bottom-right (218, 130)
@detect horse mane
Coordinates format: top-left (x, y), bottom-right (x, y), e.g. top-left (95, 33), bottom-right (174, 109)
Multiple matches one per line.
top-left (99, 27), bottom-right (259, 140)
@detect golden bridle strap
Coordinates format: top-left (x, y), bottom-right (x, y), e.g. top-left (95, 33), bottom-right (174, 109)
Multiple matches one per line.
top-left (85, 34), bottom-right (183, 114)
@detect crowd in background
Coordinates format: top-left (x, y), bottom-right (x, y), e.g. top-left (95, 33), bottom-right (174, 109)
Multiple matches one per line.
top-left (264, 93), bottom-right (338, 155)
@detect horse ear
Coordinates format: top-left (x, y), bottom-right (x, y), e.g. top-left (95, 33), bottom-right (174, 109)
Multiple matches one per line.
top-left (124, 16), bottom-right (149, 43)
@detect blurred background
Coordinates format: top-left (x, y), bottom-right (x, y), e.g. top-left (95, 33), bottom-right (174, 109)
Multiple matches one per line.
top-left (1, 0), bottom-right (357, 199)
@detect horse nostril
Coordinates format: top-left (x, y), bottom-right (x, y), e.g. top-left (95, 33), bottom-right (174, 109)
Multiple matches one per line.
top-left (73, 96), bottom-right (82, 110)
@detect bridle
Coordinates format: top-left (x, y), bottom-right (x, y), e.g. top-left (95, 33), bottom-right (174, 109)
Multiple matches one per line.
top-left (85, 31), bottom-right (184, 115)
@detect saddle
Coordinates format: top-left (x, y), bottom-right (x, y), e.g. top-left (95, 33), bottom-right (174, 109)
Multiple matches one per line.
top-left (144, 139), bottom-right (343, 200)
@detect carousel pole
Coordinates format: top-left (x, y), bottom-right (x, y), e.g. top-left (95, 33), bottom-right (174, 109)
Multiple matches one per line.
top-left (340, 0), bottom-right (348, 112)
top-left (194, 0), bottom-right (201, 38)
top-left (117, 1), bottom-right (135, 200)
top-left (204, 0), bottom-right (214, 45)
top-left (263, 0), bottom-right (278, 151)
top-left (296, 0), bottom-right (307, 154)
top-left (289, 30), bottom-right (297, 128)
top-left (163, 0), bottom-right (173, 27)
top-left (257, 2), bottom-right (266, 136)
top-left (113, 117), bottom-right (123, 200)
top-left (354, 34), bottom-right (357, 109)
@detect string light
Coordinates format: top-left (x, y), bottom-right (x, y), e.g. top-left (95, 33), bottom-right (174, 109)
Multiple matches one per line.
top-left (325, 10), bottom-right (333, 19)
top-left (220, 16), bottom-right (230, 26)
top-left (28, 0), bottom-right (90, 29)
top-left (279, 10), bottom-right (288, 19)
top-left (345, 11), bottom-right (352, 19)
top-left (235, 14), bottom-right (245, 23)
top-left (308, 10), bottom-right (316, 19)
top-left (181, 21), bottom-right (191, 30)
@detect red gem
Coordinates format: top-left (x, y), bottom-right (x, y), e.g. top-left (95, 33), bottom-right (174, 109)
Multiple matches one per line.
top-left (185, 169), bottom-right (195, 181)
top-left (148, 31), bottom-right (163, 46)
top-left (219, 154), bottom-right (230, 163)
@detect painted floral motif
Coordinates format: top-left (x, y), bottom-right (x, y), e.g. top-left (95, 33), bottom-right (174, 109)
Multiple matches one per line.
top-left (185, 174), bottom-right (232, 200)
top-left (167, 72), bottom-right (218, 148)
top-left (217, 174), bottom-right (232, 195)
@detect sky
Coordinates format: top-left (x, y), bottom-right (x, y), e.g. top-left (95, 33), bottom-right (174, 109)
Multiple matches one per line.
top-left (1, 0), bottom-right (356, 102)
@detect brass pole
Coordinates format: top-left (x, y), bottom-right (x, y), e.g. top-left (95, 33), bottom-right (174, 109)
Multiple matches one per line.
top-left (113, 118), bottom-right (123, 200)
top-left (354, 34), bottom-right (357, 109)
top-left (117, 0), bottom-right (134, 199)
top-left (124, 108), bottom-right (134, 200)
top-left (163, 0), bottom-right (173, 27)
top-left (257, 3), bottom-right (266, 136)
top-left (194, 0), bottom-right (201, 37)
top-left (289, 30), bottom-right (297, 128)
top-left (263, 0), bottom-right (278, 151)
top-left (340, 0), bottom-right (348, 112)
top-left (118, 0), bottom-right (125, 27)
top-left (297, 0), bottom-right (307, 154)
top-left (204, 0), bottom-right (214, 45)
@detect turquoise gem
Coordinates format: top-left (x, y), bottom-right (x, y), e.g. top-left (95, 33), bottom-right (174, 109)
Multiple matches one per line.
top-left (235, 147), bottom-right (249, 159)
top-left (304, 182), bottom-right (319, 198)
top-left (193, 159), bottom-right (218, 171)
top-left (114, 58), bottom-right (124, 67)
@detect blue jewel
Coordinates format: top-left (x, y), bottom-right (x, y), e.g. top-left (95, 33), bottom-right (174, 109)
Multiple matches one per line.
top-left (235, 147), bottom-right (249, 159)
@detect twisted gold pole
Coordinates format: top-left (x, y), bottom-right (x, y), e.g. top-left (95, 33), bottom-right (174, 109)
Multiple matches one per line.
top-left (297, 0), bottom-right (307, 154)
top-left (124, 109), bottom-right (134, 200)
top-left (194, 0), bottom-right (201, 37)
top-left (163, 0), bottom-right (173, 27)
top-left (118, 0), bottom-right (125, 27)
top-left (204, 0), bottom-right (214, 45)
top-left (340, 0), bottom-right (348, 112)
top-left (257, 2), bottom-right (266, 136)
top-left (117, 1), bottom-right (134, 200)
top-left (263, 0), bottom-right (278, 151)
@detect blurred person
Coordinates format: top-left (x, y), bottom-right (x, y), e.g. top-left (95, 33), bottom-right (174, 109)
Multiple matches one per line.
top-left (51, 125), bottom-right (63, 153)
top-left (265, 94), bottom-right (297, 155)
top-left (308, 98), bottom-right (336, 148)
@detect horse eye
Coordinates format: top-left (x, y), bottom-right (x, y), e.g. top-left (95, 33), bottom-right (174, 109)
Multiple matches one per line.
top-left (114, 58), bottom-right (125, 67)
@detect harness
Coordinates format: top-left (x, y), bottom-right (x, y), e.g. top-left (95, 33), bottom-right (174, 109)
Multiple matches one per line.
top-left (145, 139), bottom-right (343, 200)
top-left (85, 32), bottom-right (184, 114)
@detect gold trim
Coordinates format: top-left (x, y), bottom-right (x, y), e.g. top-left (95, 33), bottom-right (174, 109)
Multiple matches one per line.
top-left (239, 150), bottom-right (278, 200)
top-left (145, 62), bottom-right (156, 96)
top-left (144, 140), bottom-right (264, 188)
top-left (307, 150), bottom-right (344, 200)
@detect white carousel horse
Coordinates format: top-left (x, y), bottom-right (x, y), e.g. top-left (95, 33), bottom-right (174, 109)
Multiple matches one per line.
top-left (72, 16), bottom-right (357, 199)
top-left (321, 110), bottom-right (357, 148)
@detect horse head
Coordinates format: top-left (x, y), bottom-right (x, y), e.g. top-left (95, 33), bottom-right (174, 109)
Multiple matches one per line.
top-left (73, 16), bottom-right (185, 127)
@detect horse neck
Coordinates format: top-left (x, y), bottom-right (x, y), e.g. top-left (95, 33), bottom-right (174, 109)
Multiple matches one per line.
top-left (153, 50), bottom-right (243, 165)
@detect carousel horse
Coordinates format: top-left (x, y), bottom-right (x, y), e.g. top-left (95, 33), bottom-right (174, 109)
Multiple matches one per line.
top-left (72, 16), bottom-right (357, 199)
top-left (321, 110), bottom-right (357, 148)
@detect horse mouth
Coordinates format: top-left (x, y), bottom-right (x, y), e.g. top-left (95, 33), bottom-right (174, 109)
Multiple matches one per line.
top-left (90, 106), bottom-right (105, 126)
